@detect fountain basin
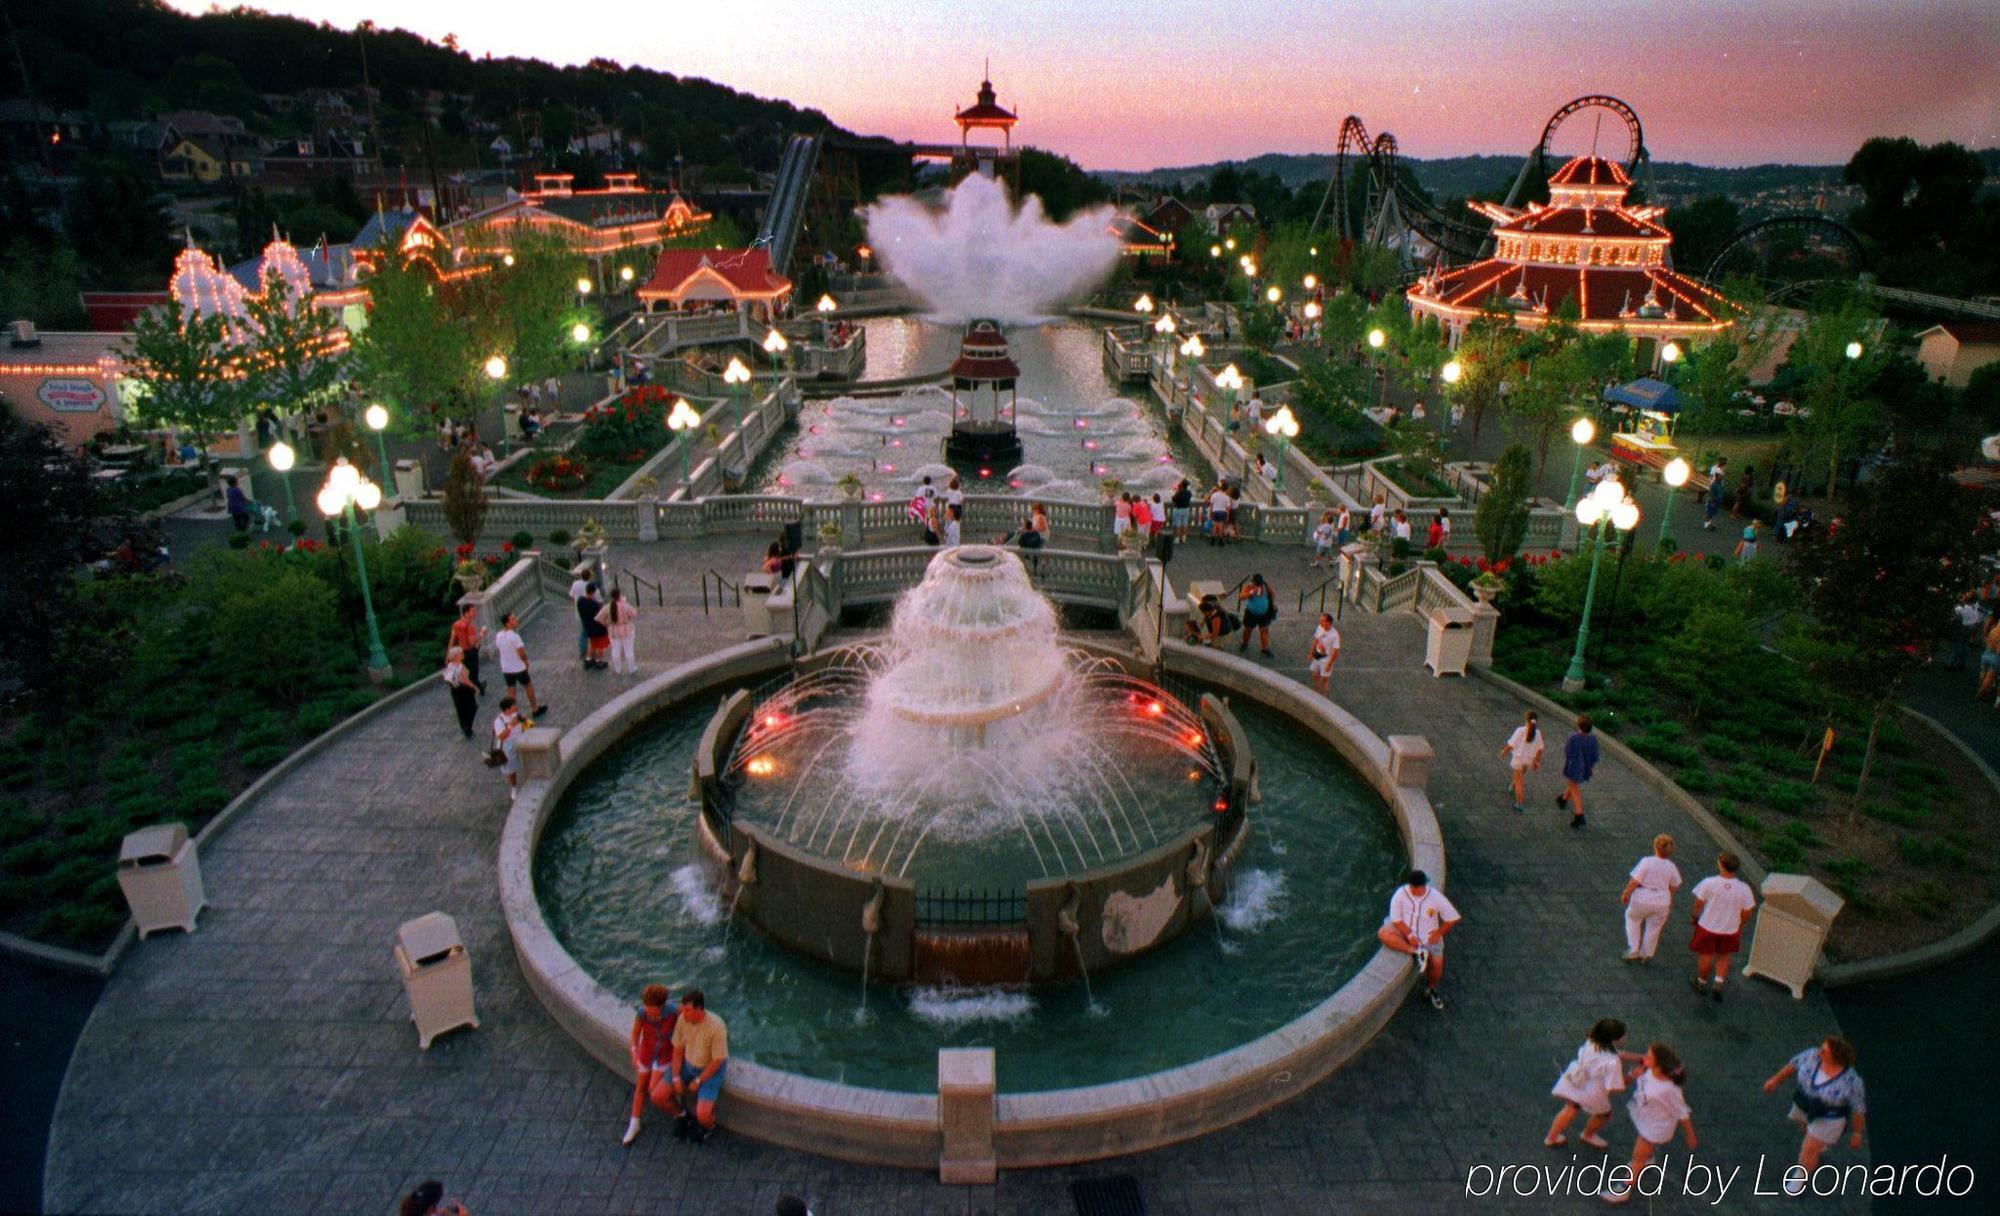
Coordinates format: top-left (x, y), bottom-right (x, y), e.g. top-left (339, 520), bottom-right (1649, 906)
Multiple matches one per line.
top-left (505, 631), bottom-right (1443, 1168)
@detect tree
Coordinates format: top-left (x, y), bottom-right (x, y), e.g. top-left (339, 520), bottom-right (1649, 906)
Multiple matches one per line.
top-left (1505, 310), bottom-right (1595, 487)
top-left (126, 297), bottom-right (254, 462)
top-left (490, 228), bottom-right (588, 387)
top-left (1783, 297), bottom-right (1880, 498)
top-left (242, 273), bottom-right (348, 440)
top-left (63, 152), bottom-right (176, 289)
top-left (1661, 196), bottom-right (1742, 278)
top-left (441, 446), bottom-right (488, 547)
top-left (1474, 443), bottom-right (1533, 561)
top-left (1451, 303), bottom-right (1518, 448)
top-left (349, 255), bottom-right (487, 432)
top-left (1785, 456), bottom-right (1995, 812)
top-left (0, 412), bottom-right (115, 714)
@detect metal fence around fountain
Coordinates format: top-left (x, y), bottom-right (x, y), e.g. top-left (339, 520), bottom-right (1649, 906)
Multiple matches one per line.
top-left (914, 887), bottom-right (1029, 929)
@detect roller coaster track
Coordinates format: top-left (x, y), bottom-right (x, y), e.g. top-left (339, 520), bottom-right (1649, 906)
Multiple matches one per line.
top-left (1308, 115), bottom-right (1491, 263)
top-left (1703, 214), bottom-right (1868, 283)
top-left (758, 132), bottom-right (823, 275)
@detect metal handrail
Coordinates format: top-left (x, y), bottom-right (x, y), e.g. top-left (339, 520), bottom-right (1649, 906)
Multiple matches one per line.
top-left (701, 568), bottom-right (741, 616)
top-left (1298, 570), bottom-right (1347, 620)
top-left (616, 566), bottom-right (665, 608)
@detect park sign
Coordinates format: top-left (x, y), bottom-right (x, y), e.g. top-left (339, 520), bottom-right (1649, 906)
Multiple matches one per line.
top-left (37, 377), bottom-right (107, 413)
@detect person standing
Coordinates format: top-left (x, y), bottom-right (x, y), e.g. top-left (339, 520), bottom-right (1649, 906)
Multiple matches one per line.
top-left (1620, 834), bottom-right (1683, 963)
top-left (1545, 1017), bottom-right (1639, 1149)
top-left (494, 613), bottom-right (549, 718)
top-left (944, 474), bottom-right (964, 516)
top-left (490, 696), bottom-right (528, 800)
top-left (1311, 512), bottom-right (1336, 566)
top-left (1335, 502), bottom-right (1353, 547)
top-left (449, 603), bottom-right (487, 695)
top-left (1703, 457), bottom-right (1727, 530)
top-left (567, 567), bottom-right (591, 661)
top-left (1762, 1037), bottom-right (1867, 1196)
top-left (1170, 479), bottom-right (1193, 541)
top-left (1237, 574), bottom-right (1276, 657)
top-left (1731, 465), bottom-right (1756, 519)
top-left (1499, 709), bottom-right (1544, 813)
top-left (1376, 869), bottom-right (1460, 1010)
top-left (1688, 851), bottom-right (1756, 1001)
top-left (1734, 520), bottom-right (1759, 564)
top-left (661, 989), bottom-right (729, 1143)
top-left (442, 647), bottom-right (480, 739)
top-left (942, 502), bottom-right (962, 548)
top-left (598, 588), bottom-right (639, 676)
top-left (1947, 594), bottom-right (1986, 671)
top-left (578, 582), bottom-right (609, 671)
top-left (1207, 483), bottom-right (1232, 546)
top-left (1368, 494), bottom-right (1387, 536)
top-left (223, 475), bottom-right (253, 533)
top-left (623, 984), bottom-right (679, 1145)
top-left (1308, 612), bottom-right (1340, 694)
top-left (1977, 615), bottom-right (2000, 703)
top-left (1131, 493), bottom-right (1152, 539)
top-left (1601, 1044), bottom-right (1695, 1205)
top-left (1556, 714), bottom-right (1599, 828)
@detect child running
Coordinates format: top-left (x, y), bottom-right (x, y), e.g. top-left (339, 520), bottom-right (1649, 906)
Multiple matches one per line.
top-left (1602, 1043), bottom-right (1695, 1205)
top-left (1500, 709), bottom-right (1544, 813)
top-left (1545, 1018), bottom-right (1640, 1150)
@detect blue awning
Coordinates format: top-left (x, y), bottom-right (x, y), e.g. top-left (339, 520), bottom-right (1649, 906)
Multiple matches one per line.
top-left (1603, 377), bottom-right (1682, 413)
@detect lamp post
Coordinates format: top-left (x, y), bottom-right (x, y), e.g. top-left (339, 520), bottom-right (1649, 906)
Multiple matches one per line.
top-left (1215, 363), bottom-right (1244, 417)
top-left (1660, 340), bottom-right (1681, 377)
top-left (1133, 293), bottom-right (1154, 316)
top-left (1563, 415), bottom-right (1596, 510)
top-left (1366, 327), bottom-right (1387, 408)
top-left (1178, 333), bottom-right (1205, 404)
top-left (762, 327), bottom-right (790, 389)
top-left (267, 440), bottom-right (296, 522)
top-left (1659, 456), bottom-right (1690, 551)
top-left (722, 355), bottom-right (752, 436)
top-left (1153, 312), bottom-right (1175, 378)
top-left (1560, 477), bottom-right (1639, 692)
top-left (316, 457), bottom-right (391, 679)
top-left (619, 264), bottom-right (634, 290)
top-left (484, 354), bottom-right (510, 457)
top-left (1263, 404), bottom-right (1299, 497)
top-left (667, 396), bottom-right (701, 495)
top-left (575, 275), bottom-right (593, 302)
top-left (363, 403), bottom-right (391, 482)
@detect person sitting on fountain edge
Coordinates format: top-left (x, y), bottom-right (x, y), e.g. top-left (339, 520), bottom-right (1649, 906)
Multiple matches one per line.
top-left (660, 988), bottom-right (729, 1143)
top-left (1377, 869), bottom-right (1460, 1010)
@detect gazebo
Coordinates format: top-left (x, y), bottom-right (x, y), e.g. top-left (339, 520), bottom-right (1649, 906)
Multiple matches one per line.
top-left (1406, 155), bottom-right (1734, 361)
top-left (943, 319), bottom-right (1022, 477)
top-left (635, 248), bottom-right (793, 320)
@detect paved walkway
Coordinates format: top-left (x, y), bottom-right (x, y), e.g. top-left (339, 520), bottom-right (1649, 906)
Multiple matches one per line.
top-left (46, 538), bottom-right (1866, 1215)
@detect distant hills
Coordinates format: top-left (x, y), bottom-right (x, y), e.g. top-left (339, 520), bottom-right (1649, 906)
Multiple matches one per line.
top-left (1094, 152), bottom-right (1861, 202)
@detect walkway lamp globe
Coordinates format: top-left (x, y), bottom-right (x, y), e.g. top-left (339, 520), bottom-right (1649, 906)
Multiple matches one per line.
top-left (484, 355), bottom-right (507, 381)
top-left (1263, 404), bottom-right (1300, 494)
top-left (1133, 293), bottom-right (1154, 314)
top-left (572, 321), bottom-right (591, 345)
top-left (575, 276), bottom-right (593, 296)
top-left (1209, 244), bottom-right (1222, 259)
top-left (1265, 285), bottom-right (1282, 304)
top-left (816, 294), bottom-right (837, 314)
top-left (1302, 273), bottom-right (1317, 291)
top-left (1366, 328), bottom-right (1385, 349)
top-left (1660, 341), bottom-right (1681, 364)
top-left (723, 355), bottom-right (753, 433)
top-left (1242, 259), bottom-right (1258, 278)
top-left (1562, 483), bottom-right (1637, 692)
top-left (1224, 237), bottom-right (1236, 251)
top-left (1179, 334), bottom-right (1206, 360)
top-left (317, 457), bottom-right (392, 677)
top-left (1154, 313), bottom-right (1176, 336)
top-left (1563, 415), bottom-right (1597, 509)
top-left (267, 439), bottom-right (297, 521)
top-left (1310, 246), bottom-right (1319, 257)
top-left (667, 396), bottom-right (702, 491)
top-left (619, 265), bottom-right (634, 284)
top-left (363, 402), bottom-right (392, 479)
top-left (1215, 362), bottom-right (1245, 413)
top-left (502, 253), bottom-right (515, 267)
top-left (1658, 456), bottom-right (1691, 549)
top-left (762, 328), bottom-right (789, 357)
top-left (1440, 359), bottom-right (1463, 385)
top-left (1303, 301), bottom-right (1321, 320)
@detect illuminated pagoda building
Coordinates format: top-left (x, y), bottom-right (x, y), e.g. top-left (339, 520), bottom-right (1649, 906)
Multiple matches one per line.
top-left (943, 319), bottom-right (1022, 478)
top-left (950, 68), bottom-right (1020, 187)
top-left (1406, 156), bottom-right (1734, 358)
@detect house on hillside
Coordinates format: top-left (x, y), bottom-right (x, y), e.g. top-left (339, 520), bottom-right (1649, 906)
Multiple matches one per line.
top-left (1143, 196), bottom-right (1194, 235)
top-left (1202, 202), bottom-right (1257, 232)
top-left (1914, 323), bottom-right (2000, 388)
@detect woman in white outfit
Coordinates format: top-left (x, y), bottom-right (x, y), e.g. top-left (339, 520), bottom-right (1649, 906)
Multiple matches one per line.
top-left (1545, 1017), bottom-right (1640, 1149)
top-left (1620, 834), bottom-right (1682, 963)
top-left (597, 588), bottom-right (639, 676)
top-left (1499, 709), bottom-right (1544, 813)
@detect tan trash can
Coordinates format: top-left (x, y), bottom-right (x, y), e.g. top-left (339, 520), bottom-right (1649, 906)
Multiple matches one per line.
top-left (1424, 605), bottom-right (1475, 677)
top-left (394, 912), bottom-right (480, 1048)
top-left (116, 823), bottom-right (206, 939)
top-left (1742, 874), bottom-right (1843, 1000)
top-left (392, 459), bottom-right (426, 501)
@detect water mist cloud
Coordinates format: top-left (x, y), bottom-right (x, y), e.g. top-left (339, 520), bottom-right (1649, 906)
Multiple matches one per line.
top-left (864, 174), bottom-right (1123, 325)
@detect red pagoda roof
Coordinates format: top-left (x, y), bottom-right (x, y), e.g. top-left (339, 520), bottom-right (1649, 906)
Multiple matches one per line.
top-left (956, 78), bottom-right (1017, 126)
top-left (950, 320), bottom-right (1020, 380)
top-left (637, 248), bottom-right (791, 302)
top-left (1500, 206), bottom-right (1665, 239)
top-left (1547, 156), bottom-right (1631, 188)
top-left (1411, 261), bottom-right (1733, 329)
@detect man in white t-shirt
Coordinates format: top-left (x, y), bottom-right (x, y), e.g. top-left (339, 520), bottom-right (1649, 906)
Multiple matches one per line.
top-left (1377, 869), bottom-right (1460, 1009)
top-left (944, 475), bottom-right (964, 512)
top-left (493, 612), bottom-right (548, 718)
top-left (1689, 851), bottom-right (1757, 1002)
top-left (1207, 486), bottom-right (1231, 546)
top-left (1308, 613), bottom-right (1340, 694)
top-left (1244, 396), bottom-right (1264, 432)
top-left (568, 570), bottom-right (591, 660)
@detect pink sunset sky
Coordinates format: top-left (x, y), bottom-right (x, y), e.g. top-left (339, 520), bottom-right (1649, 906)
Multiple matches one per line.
top-left (170, 0), bottom-right (1998, 169)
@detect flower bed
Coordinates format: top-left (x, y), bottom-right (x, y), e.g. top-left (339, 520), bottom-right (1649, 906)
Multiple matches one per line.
top-left (525, 453), bottom-right (592, 493)
top-left (496, 384), bottom-right (680, 499)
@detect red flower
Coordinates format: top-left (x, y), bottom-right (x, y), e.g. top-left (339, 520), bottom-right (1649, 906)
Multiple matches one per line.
top-left (501, 541), bottom-right (514, 553)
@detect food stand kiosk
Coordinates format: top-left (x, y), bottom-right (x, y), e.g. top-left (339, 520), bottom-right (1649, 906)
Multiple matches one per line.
top-left (1603, 378), bottom-right (1682, 474)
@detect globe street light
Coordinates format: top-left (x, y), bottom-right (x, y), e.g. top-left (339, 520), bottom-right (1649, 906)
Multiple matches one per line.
top-left (1178, 332), bottom-right (1205, 402)
top-left (1209, 244), bottom-right (1222, 259)
top-left (363, 402), bottom-right (391, 482)
top-left (1440, 359), bottom-right (1463, 385)
top-left (1659, 456), bottom-right (1691, 550)
top-left (575, 276), bottom-right (593, 297)
top-left (723, 355), bottom-right (753, 435)
top-left (762, 327), bottom-right (790, 384)
top-left (1303, 300), bottom-right (1321, 321)
top-left (1215, 363), bottom-right (1245, 415)
top-left (485, 354), bottom-right (509, 456)
top-left (1224, 237), bottom-right (1236, 251)
top-left (267, 439), bottom-right (296, 522)
top-left (1134, 293), bottom-right (1154, 314)
top-left (1561, 476), bottom-right (1638, 692)
top-left (1263, 404), bottom-right (1299, 496)
top-left (1265, 285), bottom-right (1282, 304)
top-left (816, 294), bottom-right (837, 315)
top-left (1563, 415), bottom-right (1597, 510)
top-left (572, 321), bottom-right (591, 345)
top-left (1367, 328), bottom-right (1386, 349)
top-left (1302, 273), bottom-right (1318, 291)
top-left (1366, 327), bottom-right (1387, 407)
top-left (619, 265), bottom-right (634, 286)
top-left (502, 253), bottom-right (515, 268)
top-left (1845, 340), bottom-right (1863, 361)
top-left (316, 457), bottom-right (391, 678)
top-left (667, 396), bottom-right (702, 493)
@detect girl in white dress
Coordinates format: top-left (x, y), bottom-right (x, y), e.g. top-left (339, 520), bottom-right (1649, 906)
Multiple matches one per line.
top-left (1546, 1018), bottom-right (1640, 1149)
top-left (1603, 1044), bottom-right (1696, 1205)
top-left (1620, 834), bottom-right (1683, 962)
top-left (1499, 709), bottom-right (1544, 812)
top-left (1308, 613), bottom-right (1340, 694)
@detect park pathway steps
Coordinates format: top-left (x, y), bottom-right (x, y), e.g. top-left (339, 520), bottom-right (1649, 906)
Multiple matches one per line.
top-left (46, 538), bottom-right (1865, 1215)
